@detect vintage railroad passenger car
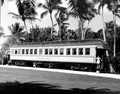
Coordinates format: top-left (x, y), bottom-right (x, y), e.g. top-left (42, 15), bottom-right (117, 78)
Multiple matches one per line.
top-left (9, 39), bottom-right (111, 71)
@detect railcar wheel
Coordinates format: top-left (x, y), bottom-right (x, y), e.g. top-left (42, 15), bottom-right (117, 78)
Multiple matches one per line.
top-left (70, 66), bottom-right (74, 70)
top-left (69, 63), bottom-right (81, 70)
top-left (26, 61), bottom-right (33, 67)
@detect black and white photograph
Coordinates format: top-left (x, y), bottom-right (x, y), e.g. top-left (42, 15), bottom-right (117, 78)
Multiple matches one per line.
top-left (0, 0), bottom-right (120, 94)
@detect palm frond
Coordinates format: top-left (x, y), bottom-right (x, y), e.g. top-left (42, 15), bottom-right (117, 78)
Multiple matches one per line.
top-left (28, 0), bottom-right (36, 7)
top-left (92, 0), bottom-right (100, 4)
top-left (63, 22), bottom-right (70, 26)
top-left (8, 22), bottom-right (25, 41)
top-left (69, 12), bottom-right (79, 19)
top-left (115, 13), bottom-right (120, 18)
top-left (55, 11), bottom-right (59, 18)
top-left (40, 10), bottom-right (49, 19)
top-left (115, 4), bottom-right (120, 13)
top-left (53, 24), bottom-right (57, 27)
top-left (0, 26), bottom-right (4, 31)
top-left (16, 0), bottom-right (24, 16)
top-left (56, 6), bottom-right (68, 14)
top-left (23, 0), bottom-right (37, 16)
top-left (51, 0), bottom-right (62, 5)
top-left (8, 12), bottom-right (21, 19)
top-left (38, 3), bottom-right (48, 9)
top-left (68, 0), bottom-right (97, 21)
top-left (42, 4), bottom-right (49, 10)
top-left (26, 17), bottom-right (41, 22)
top-left (1, 0), bottom-right (4, 6)
top-left (38, 3), bottom-right (43, 7)
top-left (98, 3), bottom-right (103, 14)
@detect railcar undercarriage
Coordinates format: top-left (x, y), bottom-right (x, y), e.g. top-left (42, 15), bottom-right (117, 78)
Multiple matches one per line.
top-left (9, 60), bottom-right (100, 72)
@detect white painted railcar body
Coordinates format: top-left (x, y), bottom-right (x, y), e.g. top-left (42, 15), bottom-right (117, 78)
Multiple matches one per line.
top-left (10, 39), bottom-right (111, 64)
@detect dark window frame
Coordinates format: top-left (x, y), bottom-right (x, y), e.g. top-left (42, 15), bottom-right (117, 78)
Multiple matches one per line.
top-left (30, 49), bottom-right (33, 54)
top-left (15, 49), bottom-right (18, 54)
top-left (18, 49), bottom-right (21, 54)
top-left (60, 48), bottom-right (64, 55)
top-left (39, 49), bottom-right (42, 55)
top-left (22, 49), bottom-right (25, 54)
top-left (72, 48), bottom-right (77, 55)
top-left (34, 49), bottom-right (37, 55)
top-left (54, 48), bottom-right (58, 55)
top-left (78, 48), bottom-right (83, 55)
top-left (26, 49), bottom-right (29, 54)
top-left (45, 49), bottom-right (48, 55)
top-left (66, 48), bottom-right (71, 55)
top-left (49, 49), bottom-right (53, 55)
top-left (85, 48), bottom-right (90, 55)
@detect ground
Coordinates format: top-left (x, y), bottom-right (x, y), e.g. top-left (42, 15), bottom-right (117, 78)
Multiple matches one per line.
top-left (0, 65), bottom-right (120, 94)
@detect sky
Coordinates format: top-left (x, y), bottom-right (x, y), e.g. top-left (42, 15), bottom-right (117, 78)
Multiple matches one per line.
top-left (1, 0), bottom-right (120, 36)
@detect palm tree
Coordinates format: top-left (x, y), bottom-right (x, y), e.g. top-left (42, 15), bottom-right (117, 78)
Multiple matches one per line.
top-left (38, 0), bottom-right (62, 40)
top-left (9, 0), bottom-right (39, 32)
top-left (93, 0), bottom-right (109, 42)
top-left (55, 7), bottom-right (69, 40)
top-left (67, 0), bottom-right (97, 40)
top-left (107, 0), bottom-right (120, 58)
top-left (8, 22), bottom-right (26, 43)
top-left (0, 0), bottom-right (4, 31)
top-left (0, 0), bottom-right (5, 38)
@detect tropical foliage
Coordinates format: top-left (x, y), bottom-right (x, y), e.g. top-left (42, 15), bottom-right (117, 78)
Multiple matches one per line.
top-left (9, 0), bottom-right (39, 32)
top-left (55, 6), bottom-right (69, 40)
top-left (24, 25), bottom-right (58, 42)
top-left (1, 0), bottom-right (120, 72)
top-left (38, 0), bottom-right (62, 39)
top-left (8, 22), bottom-right (26, 43)
top-left (67, 0), bottom-right (97, 39)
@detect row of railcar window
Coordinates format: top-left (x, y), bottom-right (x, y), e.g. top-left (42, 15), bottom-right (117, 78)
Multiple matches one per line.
top-left (11, 47), bottom-right (90, 56)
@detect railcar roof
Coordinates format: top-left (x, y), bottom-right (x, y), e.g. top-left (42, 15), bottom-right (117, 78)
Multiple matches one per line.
top-left (11, 39), bottom-right (111, 50)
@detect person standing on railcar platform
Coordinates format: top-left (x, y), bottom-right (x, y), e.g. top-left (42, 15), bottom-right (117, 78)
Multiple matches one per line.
top-left (96, 56), bottom-right (102, 73)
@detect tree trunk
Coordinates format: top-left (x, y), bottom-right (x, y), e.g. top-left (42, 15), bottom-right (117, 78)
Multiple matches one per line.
top-left (58, 24), bottom-right (61, 40)
top-left (23, 20), bottom-right (28, 33)
top-left (50, 13), bottom-right (54, 40)
top-left (113, 13), bottom-right (116, 58)
top-left (78, 18), bottom-right (83, 40)
top-left (0, 0), bottom-right (1, 25)
top-left (59, 17), bottom-right (62, 40)
top-left (84, 20), bottom-right (90, 39)
top-left (101, 7), bottom-right (106, 42)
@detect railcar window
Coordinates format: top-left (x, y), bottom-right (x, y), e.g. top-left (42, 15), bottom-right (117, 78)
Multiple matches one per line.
top-left (15, 49), bottom-right (17, 54)
top-left (11, 49), bottom-right (14, 54)
top-left (34, 49), bottom-right (37, 54)
top-left (78, 48), bottom-right (83, 55)
top-left (60, 48), bottom-right (64, 55)
top-left (66, 48), bottom-right (71, 55)
top-left (18, 49), bottom-right (21, 54)
top-left (30, 49), bottom-right (33, 54)
top-left (49, 49), bottom-right (53, 55)
top-left (45, 49), bottom-right (48, 55)
top-left (54, 49), bottom-right (58, 55)
top-left (85, 48), bottom-right (90, 55)
top-left (22, 49), bottom-right (25, 54)
top-left (72, 48), bottom-right (77, 55)
top-left (39, 49), bottom-right (42, 55)
top-left (26, 49), bottom-right (29, 54)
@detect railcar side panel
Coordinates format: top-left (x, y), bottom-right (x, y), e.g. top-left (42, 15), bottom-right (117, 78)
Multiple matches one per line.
top-left (10, 55), bottom-right (95, 63)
